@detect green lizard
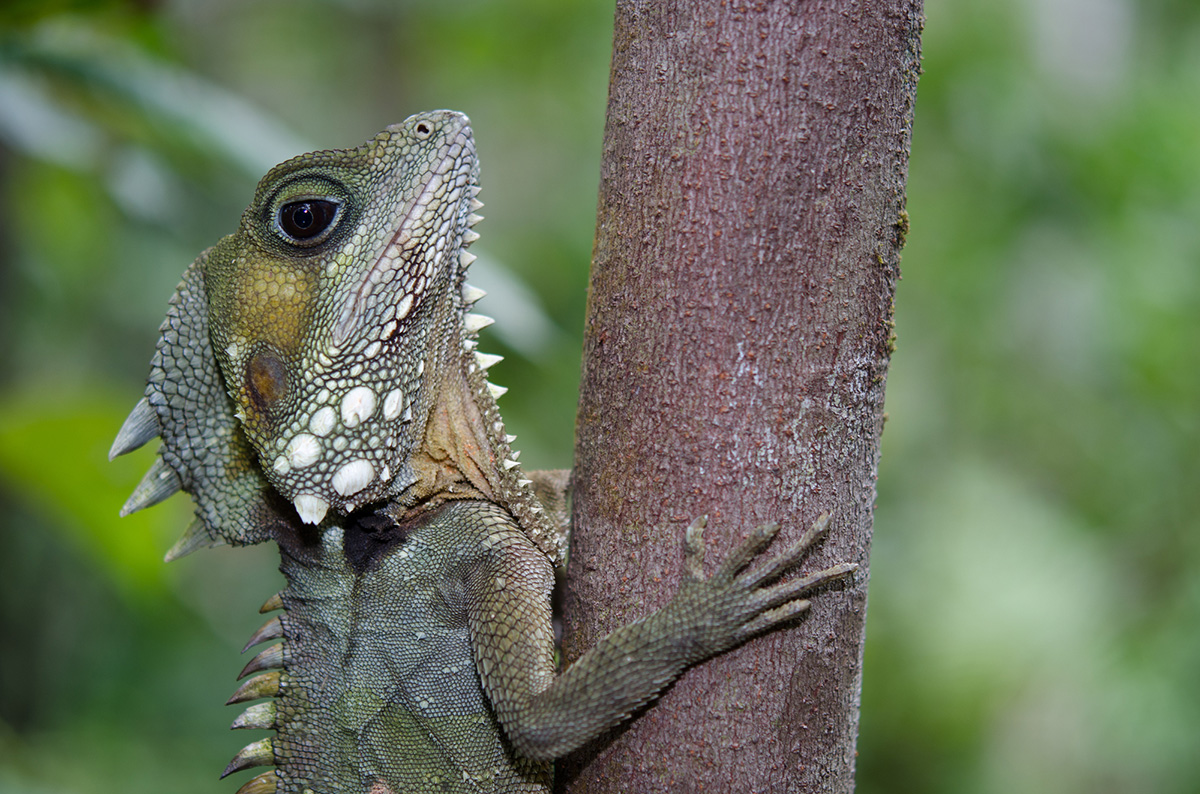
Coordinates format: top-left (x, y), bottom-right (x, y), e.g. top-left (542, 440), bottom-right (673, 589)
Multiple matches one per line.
top-left (110, 110), bottom-right (856, 793)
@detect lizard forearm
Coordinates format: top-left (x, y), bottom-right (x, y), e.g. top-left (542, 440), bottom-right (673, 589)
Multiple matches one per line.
top-left (472, 515), bottom-right (855, 763)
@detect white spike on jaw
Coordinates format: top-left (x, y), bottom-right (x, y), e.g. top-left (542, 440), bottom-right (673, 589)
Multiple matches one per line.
top-left (332, 459), bottom-right (375, 497)
top-left (487, 382), bottom-right (508, 399)
top-left (475, 352), bottom-right (503, 370)
top-left (341, 386), bottom-right (378, 429)
top-left (464, 313), bottom-right (495, 334)
top-left (294, 494), bottom-right (329, 525)
top-left (469, 197), bottom-right (484, 211)
top-left (505, 434), bottom-right (517, 443)
top-left (382, 389), bottom-right (405, 421)
top-left (467, 213), bottom-right (484, 226)
top-left (460, 251), bottom-right (478, 268)
top-left (463, 229), bottom-right (481, 244)
top-left (462, 283), bottom-right (486, 304)
top-left (503, 459), bottom-right (520, 470)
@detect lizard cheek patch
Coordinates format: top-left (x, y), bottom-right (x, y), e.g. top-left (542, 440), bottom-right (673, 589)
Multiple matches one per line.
top-left (246, 351), bottom-right (289, 413)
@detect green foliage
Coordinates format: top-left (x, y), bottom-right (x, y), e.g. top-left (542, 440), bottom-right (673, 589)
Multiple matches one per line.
top-left (861, 1), bottom-right (1200, 792)
top-left (0, 1), bottom-right (1196, 792)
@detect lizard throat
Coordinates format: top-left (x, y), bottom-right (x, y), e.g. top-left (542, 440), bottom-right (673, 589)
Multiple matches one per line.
top-left (397, 354), bottom-right (500, 512)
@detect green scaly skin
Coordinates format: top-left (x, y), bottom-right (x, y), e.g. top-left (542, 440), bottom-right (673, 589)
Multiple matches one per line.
top-left (111, 110), bottom-right (856, 793)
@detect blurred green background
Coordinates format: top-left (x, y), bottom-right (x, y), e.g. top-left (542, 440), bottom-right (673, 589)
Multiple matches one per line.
top-left (0, 0), bottom-right (1195, 792)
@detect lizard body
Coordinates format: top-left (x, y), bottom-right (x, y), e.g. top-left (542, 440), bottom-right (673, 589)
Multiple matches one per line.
top-left (111, 110), bottom-right (855, 793)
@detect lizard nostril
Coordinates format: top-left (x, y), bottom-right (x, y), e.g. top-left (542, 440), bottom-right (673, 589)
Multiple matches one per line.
top-left (246, 351), bottom-right (289, 412)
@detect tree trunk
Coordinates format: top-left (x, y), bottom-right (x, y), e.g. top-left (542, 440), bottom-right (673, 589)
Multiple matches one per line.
top-left (559, 1), bottom-right (921, 791)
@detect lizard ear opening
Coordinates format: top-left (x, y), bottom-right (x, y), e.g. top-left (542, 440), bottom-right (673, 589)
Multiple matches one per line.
top-left (246, 349), bottom-right (291, 417)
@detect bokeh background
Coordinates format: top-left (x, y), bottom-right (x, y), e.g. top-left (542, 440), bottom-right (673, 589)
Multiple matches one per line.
top-left (0, 1), bottom-right (1195, 792)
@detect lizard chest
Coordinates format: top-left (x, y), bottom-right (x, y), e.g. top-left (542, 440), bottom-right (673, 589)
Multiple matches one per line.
top-left (267, 502), bottom-right (549, 793)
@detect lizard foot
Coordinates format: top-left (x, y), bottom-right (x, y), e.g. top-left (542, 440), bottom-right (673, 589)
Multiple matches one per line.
top-left (671, 513), bottom-right (857, 654)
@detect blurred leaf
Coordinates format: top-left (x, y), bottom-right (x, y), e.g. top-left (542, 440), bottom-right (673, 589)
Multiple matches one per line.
top-left (0, 388), bottom-right (190, 599)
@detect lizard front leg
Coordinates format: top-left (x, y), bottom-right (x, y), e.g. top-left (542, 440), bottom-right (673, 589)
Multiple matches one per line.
top-left (469, 513), bottom-right (856, 761)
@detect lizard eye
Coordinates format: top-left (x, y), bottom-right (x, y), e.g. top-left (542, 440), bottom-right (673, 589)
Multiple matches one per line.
top-left (278, 199), bottom-right (340, 243)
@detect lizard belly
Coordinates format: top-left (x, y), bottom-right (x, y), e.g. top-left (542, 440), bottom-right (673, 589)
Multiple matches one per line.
top-left (271, 502), bottom-right (550, 793)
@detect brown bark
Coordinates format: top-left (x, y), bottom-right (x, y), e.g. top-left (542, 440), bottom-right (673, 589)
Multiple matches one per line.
top-left (559, 0), bottom-right (921, 792)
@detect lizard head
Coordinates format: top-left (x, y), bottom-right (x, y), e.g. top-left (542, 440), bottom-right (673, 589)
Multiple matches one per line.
top-left (113, 109), bottom-right (562, 560)
top-left (205, 110), bottom-right (482, 525)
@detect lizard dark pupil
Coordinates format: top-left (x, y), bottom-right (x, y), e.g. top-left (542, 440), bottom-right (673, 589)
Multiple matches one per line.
top-left (279, 200), bottom-right (338, 240)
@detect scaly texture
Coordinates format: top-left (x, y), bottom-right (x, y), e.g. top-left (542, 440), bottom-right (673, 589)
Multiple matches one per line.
top-left (112, 110), bottom-right (855, 793)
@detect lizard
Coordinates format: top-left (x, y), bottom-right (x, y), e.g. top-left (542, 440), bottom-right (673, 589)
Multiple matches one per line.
top-left (109, 109), bottom-right (857, 793)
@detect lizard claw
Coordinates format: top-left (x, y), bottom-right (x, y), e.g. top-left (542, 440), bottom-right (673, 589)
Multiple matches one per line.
top-left (713, 520), bottom-right (782, 583)
top-left (737, 512), bottom-right (833, 591)
top-left (669, 512), bottom-right (855, 655)
top-left (736, 561), bottom-right (858, 641)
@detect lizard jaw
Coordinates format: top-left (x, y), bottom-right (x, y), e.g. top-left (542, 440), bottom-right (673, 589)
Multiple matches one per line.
top-left (292, 494), bottom-right (329, 525)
